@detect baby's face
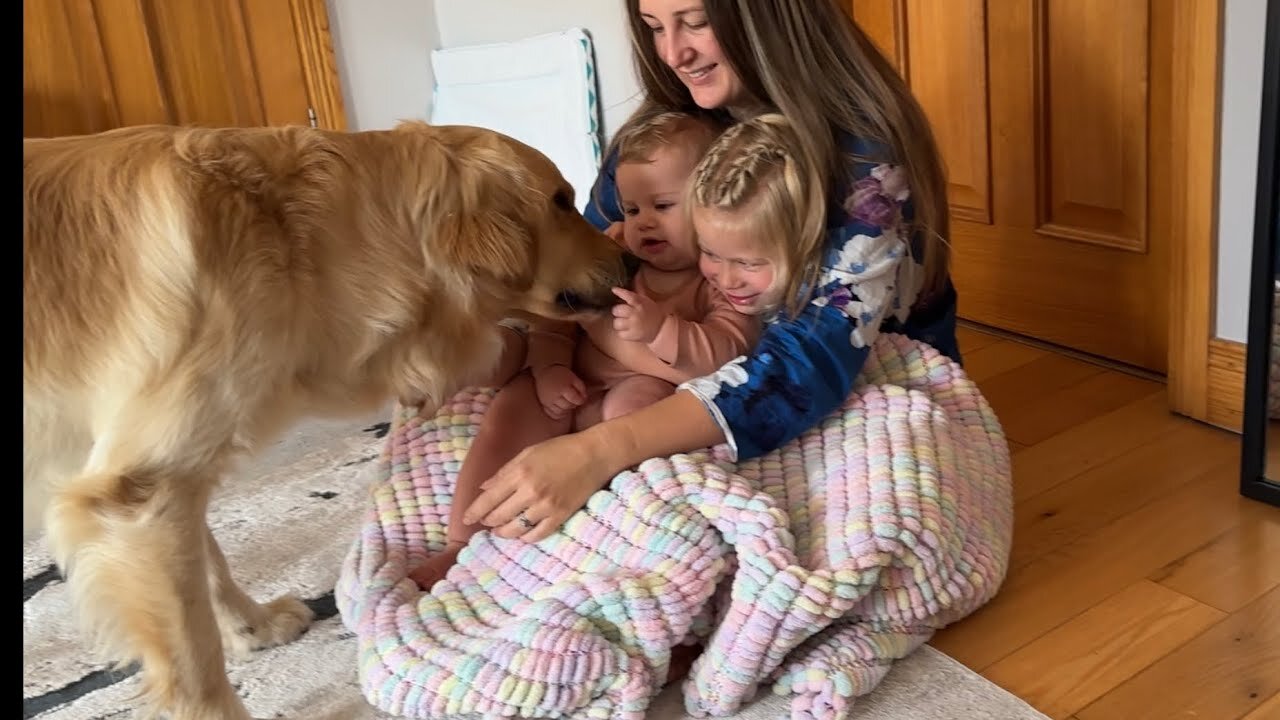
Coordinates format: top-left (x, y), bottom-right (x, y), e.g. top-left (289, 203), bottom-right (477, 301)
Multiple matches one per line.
top-left (693, 207), bottom-right (779, 315)
top-left (615, 144), bottom-right (702, 272)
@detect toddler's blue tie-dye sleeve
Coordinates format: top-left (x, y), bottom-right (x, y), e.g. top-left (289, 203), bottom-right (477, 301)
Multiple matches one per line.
top-left (677, 159), bottom-right (919, 461)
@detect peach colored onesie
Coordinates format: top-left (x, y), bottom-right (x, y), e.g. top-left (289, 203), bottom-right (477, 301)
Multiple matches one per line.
top-left (525, 265), bottom-right (760, 414)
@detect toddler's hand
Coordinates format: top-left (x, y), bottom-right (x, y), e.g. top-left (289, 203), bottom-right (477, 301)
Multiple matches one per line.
top-left (532, 364), bottom-right (587, 420)
top-left (611, 288), bottom-right (666, 344)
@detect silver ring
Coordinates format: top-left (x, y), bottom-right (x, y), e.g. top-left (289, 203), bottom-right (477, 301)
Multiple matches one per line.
top-left (516, 510), bottom-right (534, 530)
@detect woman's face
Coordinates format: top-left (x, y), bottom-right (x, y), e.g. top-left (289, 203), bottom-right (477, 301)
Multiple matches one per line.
top-left (637, 0), bottom-right (747, 110)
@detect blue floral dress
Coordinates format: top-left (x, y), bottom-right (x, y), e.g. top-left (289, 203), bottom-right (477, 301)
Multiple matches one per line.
top-left (585, 133), bottom-right (962, 461)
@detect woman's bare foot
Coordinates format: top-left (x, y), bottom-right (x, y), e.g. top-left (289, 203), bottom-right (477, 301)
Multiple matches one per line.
top-left (408, 542), bottom-right (465, 590)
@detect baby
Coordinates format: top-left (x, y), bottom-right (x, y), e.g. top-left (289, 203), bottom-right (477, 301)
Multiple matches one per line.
top-left (409, 110), bottom-right (761, 589)
top-left (534, 110), bottom-right (762, 430)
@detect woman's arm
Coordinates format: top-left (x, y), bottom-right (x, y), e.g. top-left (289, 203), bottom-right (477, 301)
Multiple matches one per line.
top-left (460, 389), bottom-right (721, 541)
top-left (589, 389), bottom-right (724, 467)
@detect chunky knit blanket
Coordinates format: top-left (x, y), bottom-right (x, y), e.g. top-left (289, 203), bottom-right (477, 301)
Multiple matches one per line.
top-left (335, 333), bottom-right (1014, 720)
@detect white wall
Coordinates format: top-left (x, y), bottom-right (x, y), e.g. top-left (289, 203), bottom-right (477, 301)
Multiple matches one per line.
top-left (432, 0), bottom-right (643, 141)
top-left (1215, 0), bottom-right (1269, 343)
top-left (325, 0), bottom-right (440, 131)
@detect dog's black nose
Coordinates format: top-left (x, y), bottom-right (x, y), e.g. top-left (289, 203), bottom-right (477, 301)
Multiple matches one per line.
top-left (557, 287), bottom-right (626, 312)
top-left (556, 289), bottom-right (584, 309)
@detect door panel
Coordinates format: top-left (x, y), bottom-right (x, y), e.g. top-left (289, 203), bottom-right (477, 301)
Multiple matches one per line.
top-left (905, 0), bottom-right (993, 225)
top-left (1036, 0), bottom-right (1149, 252)
top-left (23, 0), bottom-right (343, 138)
top-left (852, 0), bottom-right (1168, 373)
top-left (23, 0), bottom-right (118, 137)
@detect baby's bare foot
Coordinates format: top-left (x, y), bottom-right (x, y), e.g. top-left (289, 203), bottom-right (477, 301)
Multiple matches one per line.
top-left (408, 542), bottom-right (465, 590)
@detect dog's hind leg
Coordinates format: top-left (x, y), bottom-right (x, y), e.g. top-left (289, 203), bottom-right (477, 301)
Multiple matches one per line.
top-left (46, 469), bottom-right (251, 720)
top-left (205, 525), bottom-right (315, 660)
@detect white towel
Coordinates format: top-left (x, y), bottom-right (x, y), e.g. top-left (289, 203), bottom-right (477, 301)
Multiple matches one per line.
top-left (430, 27), bottom-right (603, 213)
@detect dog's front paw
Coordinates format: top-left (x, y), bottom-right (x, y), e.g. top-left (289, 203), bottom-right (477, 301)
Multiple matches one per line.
top-left (223, 595), bottom-right (315, 659)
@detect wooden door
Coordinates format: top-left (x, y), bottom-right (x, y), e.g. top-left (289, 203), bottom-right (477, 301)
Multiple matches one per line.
top-left (23, 0), bottom-right (345, 139)
top-left (852, 0), bottom-right (1173, 373)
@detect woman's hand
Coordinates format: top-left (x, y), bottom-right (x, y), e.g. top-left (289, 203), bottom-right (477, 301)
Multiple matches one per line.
top-left (462, 430), bottom-right (613, 543)
top-left (461, 391), bottom-right (726, 544)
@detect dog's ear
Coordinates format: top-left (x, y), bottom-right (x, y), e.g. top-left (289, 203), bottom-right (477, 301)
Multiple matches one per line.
top-left (433, 206), bottom-right (533, 288)
top-left (423, 138), bottom-right (538, 289)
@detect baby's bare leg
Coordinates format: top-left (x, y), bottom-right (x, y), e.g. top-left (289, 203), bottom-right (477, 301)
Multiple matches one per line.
top-left (479, 325), bottom-right (528, 388)
top-left (409, 371), bottom-right (570, 589)
top-left (600, 375), bottom-right (677, 422)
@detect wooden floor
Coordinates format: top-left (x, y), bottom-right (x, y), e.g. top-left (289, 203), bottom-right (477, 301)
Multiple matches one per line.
top-left (927, 325), bottom-right (1280, 720)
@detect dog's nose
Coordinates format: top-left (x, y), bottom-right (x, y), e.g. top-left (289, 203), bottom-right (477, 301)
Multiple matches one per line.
top-left (556, 289), bottom-right (584, 309)
top-left (556, 287), bottom-right (627, 311)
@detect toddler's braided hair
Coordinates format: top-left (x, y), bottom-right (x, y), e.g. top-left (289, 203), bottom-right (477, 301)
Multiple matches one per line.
top-left (688, 113), bottom-right (826, 318)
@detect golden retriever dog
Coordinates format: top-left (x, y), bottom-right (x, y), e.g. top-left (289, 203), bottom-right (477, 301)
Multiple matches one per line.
top-left (23, 120), bottom-right (628, 719)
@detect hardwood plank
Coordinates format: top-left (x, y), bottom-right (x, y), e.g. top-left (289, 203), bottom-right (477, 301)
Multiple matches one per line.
top-left (1149, 502), bottom-right (1280, 613)
top-left (1076, 587), bottom-right (1280, 720)
top-left (957, 324), bottom-right (1002, 354)
top-left (1011, 390), bottom-right (1176, 502)
top-left (991, 368), bottom-right (1164, 447)
top-left (977, 354), bottom-right (1105, 445)
top-left (1009, 423), bottom-right (1238, 570)
top-left (930, 460), bottom-right (1244, 670)
top-left (983, 580), bottom-right (1224, 719)
top-left (1240, 692), bottom-right (1280, 720)
top-left (959, 339), bottom-right (1047, 383)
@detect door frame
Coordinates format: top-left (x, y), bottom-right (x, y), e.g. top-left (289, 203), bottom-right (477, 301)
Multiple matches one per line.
top-left (293, 0), bottom-right (347, 130)
top-left (1167, 0), bottom-right (1236, 431)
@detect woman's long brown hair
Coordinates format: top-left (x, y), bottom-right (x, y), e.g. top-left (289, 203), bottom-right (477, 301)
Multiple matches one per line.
top-left (612, 0), bottom-right (952, 310)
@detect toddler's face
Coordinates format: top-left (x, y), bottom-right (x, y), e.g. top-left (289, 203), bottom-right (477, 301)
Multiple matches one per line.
top-left (693, 207), bottom-right (779, 315)
top-left (615, 144), bottom-right (702, 272)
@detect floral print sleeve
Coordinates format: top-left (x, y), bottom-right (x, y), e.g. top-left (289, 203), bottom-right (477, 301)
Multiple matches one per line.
top-left (677, 151), bottom-right (921, 461)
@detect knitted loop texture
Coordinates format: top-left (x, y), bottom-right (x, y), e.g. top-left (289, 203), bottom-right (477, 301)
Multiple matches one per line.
top-left (336, 333), bottom-right (1014, 719)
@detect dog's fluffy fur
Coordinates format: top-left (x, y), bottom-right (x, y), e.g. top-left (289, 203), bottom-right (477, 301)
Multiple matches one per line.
top-left (23, 121), bottom-right (627, 719)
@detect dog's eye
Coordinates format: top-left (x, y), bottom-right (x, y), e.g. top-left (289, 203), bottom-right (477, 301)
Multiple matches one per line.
top-left (552, 189), bottom-right (574, 211)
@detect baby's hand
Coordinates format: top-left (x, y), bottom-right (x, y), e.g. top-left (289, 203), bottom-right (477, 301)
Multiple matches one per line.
top-left (532, 364), bottom-right (587, 420)
top-left (611, 288), bottom-right (666, 344)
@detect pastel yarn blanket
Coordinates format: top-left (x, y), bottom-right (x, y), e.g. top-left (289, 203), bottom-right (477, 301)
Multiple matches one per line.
top-left (335, 333), bottom-right (1014, 719)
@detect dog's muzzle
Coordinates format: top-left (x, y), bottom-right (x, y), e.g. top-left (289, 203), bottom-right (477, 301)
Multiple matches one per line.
top-left (555, 288), bottom-right (619, 312)
top-left (556, 252), bottom-right (641, 312)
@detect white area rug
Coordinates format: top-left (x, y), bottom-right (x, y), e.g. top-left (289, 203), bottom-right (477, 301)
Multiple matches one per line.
top-left (23, 410), bottom-right (1048, 720)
